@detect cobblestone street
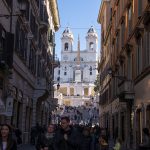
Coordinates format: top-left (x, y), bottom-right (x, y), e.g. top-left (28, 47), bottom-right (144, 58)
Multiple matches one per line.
top-left (18, 144), bottom-right (36, 150)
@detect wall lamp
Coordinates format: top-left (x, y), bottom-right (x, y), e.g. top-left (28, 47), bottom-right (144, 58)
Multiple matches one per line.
top-left (108, 67), bottom-right (126, 81)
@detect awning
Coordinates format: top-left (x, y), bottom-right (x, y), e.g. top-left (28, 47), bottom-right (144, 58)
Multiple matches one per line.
top-left (0, 98), bottom-right (6, 115)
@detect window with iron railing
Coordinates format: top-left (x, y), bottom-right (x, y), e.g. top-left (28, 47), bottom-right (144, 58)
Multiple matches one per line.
top-left (15, 21), bottom-right (27, 62)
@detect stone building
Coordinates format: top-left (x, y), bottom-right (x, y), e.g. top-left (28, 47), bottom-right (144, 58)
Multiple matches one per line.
top-left (97, 0), bottom-right (150, 149)
top-left (54, 27), bottom-right (98, 107)
top-left (0, 0), bottom-right (60, 143)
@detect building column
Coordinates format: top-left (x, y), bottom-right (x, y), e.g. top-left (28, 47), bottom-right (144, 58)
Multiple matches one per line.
top-left (32, 98), bottom-right (37, 126)
top-left (67, 86), bottom-right (70, 96)
top-left (118, 110), bottom-right (121, 139)
top-left (21, 98), bottom-right (27, 143)
top-left (143, 104), bottom-right (147, 128)
top-left (133, 106), bottom-right (138, 150)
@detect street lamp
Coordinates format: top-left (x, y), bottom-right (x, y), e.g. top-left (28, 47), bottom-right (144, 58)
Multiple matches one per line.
top-left (108, 67), bottom-right (126, 80)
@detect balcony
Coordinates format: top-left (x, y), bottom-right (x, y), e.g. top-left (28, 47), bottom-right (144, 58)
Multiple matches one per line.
top-left (118, 80), bottom-right (134, 100)
top-left (63, 95), bottom-right (91, 99)
top-left (52, 56), bottom-right (60, 68)
top-left (99, 89), bottom-right (108, 105)
top-left (36, 78), bottom-right (47, 89)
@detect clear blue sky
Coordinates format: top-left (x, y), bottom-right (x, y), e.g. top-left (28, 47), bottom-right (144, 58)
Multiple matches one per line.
top-left (55, 0), bottom-right (102, 59)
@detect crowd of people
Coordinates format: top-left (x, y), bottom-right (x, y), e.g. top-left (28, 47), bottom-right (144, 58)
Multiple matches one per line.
top-left (31, 116), bottom-right (105, 150)
top-left (0, 117), bottom-right (150, 150)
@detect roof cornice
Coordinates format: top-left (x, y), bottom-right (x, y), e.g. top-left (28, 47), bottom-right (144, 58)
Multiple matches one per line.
top-left (49, 0), bottom-right (60, 31)
top-left (97, 0), bottom-right (109, 24)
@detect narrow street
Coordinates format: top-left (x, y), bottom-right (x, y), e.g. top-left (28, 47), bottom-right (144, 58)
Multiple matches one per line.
top-left (0, 0), bottom-right (150, 150)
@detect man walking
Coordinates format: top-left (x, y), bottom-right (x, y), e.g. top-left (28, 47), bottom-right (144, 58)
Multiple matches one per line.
top-left (54, 116), bottom-right (81, 150)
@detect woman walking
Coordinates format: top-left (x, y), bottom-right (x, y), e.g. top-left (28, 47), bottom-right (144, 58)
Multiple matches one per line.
top-left (37, 124), bottom-right (56, 150)
top-left (0, 124), bottom-right (17, 150)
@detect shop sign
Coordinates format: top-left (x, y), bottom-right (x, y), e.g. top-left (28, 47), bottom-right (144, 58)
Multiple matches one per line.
top-left (5, 96), bottom-right (14, 116)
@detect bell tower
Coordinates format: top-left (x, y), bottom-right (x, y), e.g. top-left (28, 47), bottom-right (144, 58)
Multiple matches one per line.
top-left (86, 26), bottom-right (98, 52)
top-left (61, 27), bottom-right (73, 52)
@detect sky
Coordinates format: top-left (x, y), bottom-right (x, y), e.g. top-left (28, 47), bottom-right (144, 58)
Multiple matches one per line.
top-left (55, 0), bottom-right (102, 59)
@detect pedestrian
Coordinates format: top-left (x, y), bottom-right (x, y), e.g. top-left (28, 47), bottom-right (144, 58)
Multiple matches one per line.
top-left (139, 128), bottom-right (150, 150)
top-left (15, 128), bottom-right (22, 145)
top-left (0, 124), bottom-right (17, 150)
top-left (113, 138), bottom-right (122, 150)
top-left (53, 116), bottom-right (81, 150)
top-left (80, 127), bottom-right (92, 150)
top-left (98, 135), bottom-right (108, 150)
top-left (37, 124), bottom-right (56, 150)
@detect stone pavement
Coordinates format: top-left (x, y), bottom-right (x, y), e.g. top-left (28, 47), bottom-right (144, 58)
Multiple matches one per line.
top-left (18, 144), bottom-right (36, 150)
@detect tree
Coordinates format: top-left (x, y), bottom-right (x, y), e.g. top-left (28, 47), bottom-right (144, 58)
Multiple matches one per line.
top-left (94, 74), bottom-right (100, 92)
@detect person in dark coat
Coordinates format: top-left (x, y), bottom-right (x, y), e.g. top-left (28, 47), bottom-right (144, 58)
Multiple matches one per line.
top-left (54, 116), bottom-right (80, 150)
top-left (37, 124), bottom-right (56, 150)
top-left (80, 127), bottom-right (92, 150)
top-left (0, 124), bottom-right (17, 150)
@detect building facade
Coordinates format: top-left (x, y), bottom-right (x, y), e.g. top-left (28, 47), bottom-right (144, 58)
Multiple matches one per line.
top-left (54, 27), bottom-right (98, 107)
top-left (97, 0), bottom-right (150, 149)
top-left (0, 0), bottom-right (60, 143)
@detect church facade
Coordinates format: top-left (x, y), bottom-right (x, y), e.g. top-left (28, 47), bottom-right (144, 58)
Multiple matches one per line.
top-left (54, 26), bottom-right (98, 106)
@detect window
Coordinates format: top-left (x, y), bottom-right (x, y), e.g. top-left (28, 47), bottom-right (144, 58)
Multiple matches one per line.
top-left (57, 77), bottom-right (60, 82)
top-left (128, 5), bottom-right (133, 35)
top-left (89, 66), bottom-right (92, 75)
top-left (15, 21), bottom-right (27, 61)
top-left (138, 0), bottom-right (142, 17)
top-left (29, 44), bottom-right (36, 75)
top-left (89, 42), bottom-right (94, 50)
top-left (0, 24), bottom-right (6, 61)
top-left (121, 20), bottom-right (125, 48)
top-left (64, 72), bottom-right (67, 75)
top-left (64, 43), bottom-right (68, 51)
top-left (143, 31), bottom-right (150, 67)
top-left (58, 70), bottom-right (60, 75)
top-left (136, 37), bottom-right (143, 75)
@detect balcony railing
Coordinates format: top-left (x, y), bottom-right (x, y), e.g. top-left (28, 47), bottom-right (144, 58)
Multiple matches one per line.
top-left (63, 95), bottom-right (91, 99)
top-left (52, 56), bottom-right (60, 68)
top-left (118, 80), bottom-right (134, 100)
